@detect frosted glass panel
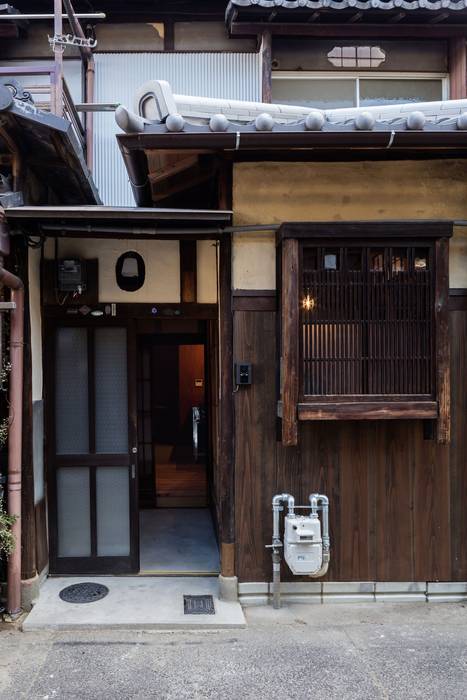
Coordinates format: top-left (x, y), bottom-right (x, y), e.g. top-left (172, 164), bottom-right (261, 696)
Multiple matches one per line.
top-left (272, 78), bottom-right (356, 109)
top-left (96, 467), bottom-right (130, 556)
top-left (360, 79), bottom-right (442, 107)
top-left (57, 468), bottom-right (91, 557)
top-left (95, 328), bottom-right (128, 453)
top-left (55, 328), bottom-right (89, 454)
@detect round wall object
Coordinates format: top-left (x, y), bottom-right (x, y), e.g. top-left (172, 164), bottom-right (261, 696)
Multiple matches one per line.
top-left (304, 111), bottom-right (325, 131)
top-left (116, 251), bottom-right (146, 292)
top-left (255, 112), bottom-right (275, 131)
top-left (166, 113), bottom-right (185, 132)
top-left (209, 114), bottom-right (229, 132)
top-left (406, 111), bottom-right (426, 130)
top-left (457, 112), bottom-right (467, 130)
top-left (355, 111), bottom-right (376, 131)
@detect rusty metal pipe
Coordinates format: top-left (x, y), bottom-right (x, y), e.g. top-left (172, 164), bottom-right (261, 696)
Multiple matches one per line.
top-left (0, 267), bottom-right (24, 617)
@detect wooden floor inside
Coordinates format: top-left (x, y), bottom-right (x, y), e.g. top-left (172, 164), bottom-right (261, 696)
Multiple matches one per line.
top-left (155, 444), bottom-right (208, 507)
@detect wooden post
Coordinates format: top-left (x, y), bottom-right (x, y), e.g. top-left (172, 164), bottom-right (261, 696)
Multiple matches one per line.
top-left (435, 237), bottom-right (450, 443)
top-left (281, 238), bottom-right (299, 446)
top-left (449, 37), bottom-right (467, 99)
top-left (180, 240), bottom-right (197, 303)
top-left (53, 0), bottom-right (64, 117)
top-left (218, 232), bottom-right (235, 577)
top-left (260, 30), bottom-right (272, 103)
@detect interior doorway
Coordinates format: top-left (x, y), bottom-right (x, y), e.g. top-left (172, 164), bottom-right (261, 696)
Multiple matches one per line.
top-left (136, 329), bottom-right (219, 574)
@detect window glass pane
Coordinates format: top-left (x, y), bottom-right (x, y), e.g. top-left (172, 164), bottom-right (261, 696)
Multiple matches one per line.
top-left (272, 78), bottom-right (356, 109)
top-left (392, 248), bottom-right (408, 273)
top-left (370, 249), bottom-right (385, 272)
top-left (95, 328), bottom-right (129, 453)
top-left (414, 248), bottom-right (429, 271)
top-left (57, 467), bottom-right (91, 557)
top-left (359, 79), bottom-right (443, 107)
top-left (303, 247), bottom-right (318, 271)
top-left (347, 249), bottom-right (362, 271)
top-left (324, 249), bottom-right (339, 270)
top-left (96, 466), bottom-right (130, 556)
top-left (55, 328), bottom-right (89, 455)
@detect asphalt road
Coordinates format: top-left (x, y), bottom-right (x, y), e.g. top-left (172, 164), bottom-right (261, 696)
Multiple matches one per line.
top-left (1, 602), bottom-right (467, 699)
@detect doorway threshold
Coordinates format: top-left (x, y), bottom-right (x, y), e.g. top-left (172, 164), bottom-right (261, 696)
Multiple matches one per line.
top-left (23, 576), bottom-right (246, 631)
top-left (138, 570), bottom-right (220, 577)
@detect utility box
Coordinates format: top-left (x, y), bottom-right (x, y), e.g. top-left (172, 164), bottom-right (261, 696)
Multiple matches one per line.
top-left (284, 514), bottom-right (323, 575)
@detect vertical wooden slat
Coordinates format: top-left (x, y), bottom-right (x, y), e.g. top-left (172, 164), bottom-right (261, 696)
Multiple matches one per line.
top-left (449, 37), bottom-right (467, 100)
top-left (435, 237), bottom-right (451, 443)
top-left (180, 240), bottom-right (197, 304)
top-left (281, 238), bottom-right (299, 446)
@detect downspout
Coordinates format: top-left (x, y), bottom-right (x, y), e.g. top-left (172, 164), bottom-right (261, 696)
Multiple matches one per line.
top-left (0, 267), bottom-right (24, 617)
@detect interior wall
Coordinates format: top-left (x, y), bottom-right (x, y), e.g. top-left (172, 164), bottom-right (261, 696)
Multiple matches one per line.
top-left (232, 160), bottom-right (467, 290)
top-left (178, 345), bottom-right (205, 445)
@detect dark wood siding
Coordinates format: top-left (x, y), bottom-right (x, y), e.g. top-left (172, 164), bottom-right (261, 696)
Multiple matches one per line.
top-left (234, 298), bottom-right (466, 583)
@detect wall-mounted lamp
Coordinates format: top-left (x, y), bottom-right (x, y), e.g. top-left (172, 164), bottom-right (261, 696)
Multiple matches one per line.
top-left (302, 294), bottom-right (316, 311)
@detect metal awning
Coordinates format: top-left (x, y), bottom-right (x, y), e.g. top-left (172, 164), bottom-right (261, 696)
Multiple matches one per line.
top-left (5, 205), bottom-right (233, 239)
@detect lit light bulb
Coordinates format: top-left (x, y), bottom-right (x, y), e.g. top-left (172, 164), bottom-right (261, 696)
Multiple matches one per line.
top-left (302, 294), bottom-right (316, 311)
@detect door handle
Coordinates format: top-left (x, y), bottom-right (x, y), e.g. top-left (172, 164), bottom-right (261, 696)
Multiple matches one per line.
top-left (131, 464), bottom-right (136, 479)
top-left (131, 446), bottom-right (138, 454)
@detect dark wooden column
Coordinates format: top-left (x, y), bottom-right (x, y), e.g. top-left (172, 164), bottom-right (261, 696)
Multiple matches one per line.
top-left (449, 37), bottom-right (467, 99)
top-left (218, 232), bottom-right (234, 577)
top-left (281, 238), bottom-right (299, 446)
top-left (180, 240), bottom-right (197, 303)
top-left (435, 237), bottom-right (451, 443)
top-left (260, 30), bottom-right (272, 103)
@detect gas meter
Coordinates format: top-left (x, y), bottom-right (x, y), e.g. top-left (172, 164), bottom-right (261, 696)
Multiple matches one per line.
top-left (284, 513), bottom-right (323, 575)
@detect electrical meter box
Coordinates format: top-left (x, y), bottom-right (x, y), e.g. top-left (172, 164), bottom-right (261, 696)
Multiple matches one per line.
top-left (57, 259), bottom-right (86, 293)
top-left (284, 514), bottom-right (323, 575)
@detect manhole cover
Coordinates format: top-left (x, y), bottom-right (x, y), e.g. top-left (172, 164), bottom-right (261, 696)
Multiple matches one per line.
top-left (59, 582), bottom-right (109, 604)
top-left (183, 594), bottom-right (215, 615)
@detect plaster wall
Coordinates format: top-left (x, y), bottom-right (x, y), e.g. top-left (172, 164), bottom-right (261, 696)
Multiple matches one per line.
top-left (44, 238), bottom-right (218, 303)
top-left (232, 160), bottom-right (467, 290)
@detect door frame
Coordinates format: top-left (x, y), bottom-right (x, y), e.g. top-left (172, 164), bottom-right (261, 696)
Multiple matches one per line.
top-left (45, 317), bottom-right (139, 575)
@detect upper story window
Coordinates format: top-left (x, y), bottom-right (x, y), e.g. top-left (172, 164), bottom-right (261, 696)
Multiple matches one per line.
top-left (272, 72), bottom-right (447, 110)
top-left (278, 222), bottom-right (452, 447)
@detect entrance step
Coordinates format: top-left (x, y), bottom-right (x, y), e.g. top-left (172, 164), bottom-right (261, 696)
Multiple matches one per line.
top-left (22, 576), bottom-right (246, 631)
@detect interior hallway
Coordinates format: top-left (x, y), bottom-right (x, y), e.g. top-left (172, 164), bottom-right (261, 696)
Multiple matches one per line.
top-left (139, 508), bottom-right (220, 574)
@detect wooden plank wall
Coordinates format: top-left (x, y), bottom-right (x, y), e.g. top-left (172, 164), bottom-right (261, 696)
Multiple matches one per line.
top-left (233, 298), bottom-right (467, 583)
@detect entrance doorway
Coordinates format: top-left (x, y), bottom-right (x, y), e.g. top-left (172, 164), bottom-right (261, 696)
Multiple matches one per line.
top-left (136, 331), bottom-right (219, 575)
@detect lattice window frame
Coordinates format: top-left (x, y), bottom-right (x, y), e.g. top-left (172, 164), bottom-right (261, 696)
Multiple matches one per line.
top-left (277, 221), bottom-right (452, 447)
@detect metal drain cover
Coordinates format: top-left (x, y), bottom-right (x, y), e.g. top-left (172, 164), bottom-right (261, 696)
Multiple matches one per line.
top-left (183, 594), bottom-right (215, 615)
top-left (59, 582), bottom-right (109, 604)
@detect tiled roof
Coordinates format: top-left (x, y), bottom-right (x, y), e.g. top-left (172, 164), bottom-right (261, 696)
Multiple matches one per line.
top-left (228, 0), bottom-right (467, 11)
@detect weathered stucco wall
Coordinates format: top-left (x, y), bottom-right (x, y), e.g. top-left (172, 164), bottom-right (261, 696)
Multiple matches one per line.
top-left (44, 238), bottom-right (218, 303)
top-left (232, 160), bottom-right (467, 290)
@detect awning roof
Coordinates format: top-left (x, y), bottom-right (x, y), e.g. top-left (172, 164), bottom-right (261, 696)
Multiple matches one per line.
top-left (0, 88), bottom-right (100, 205)
top-left (5, 205), bottom-right (233, 239)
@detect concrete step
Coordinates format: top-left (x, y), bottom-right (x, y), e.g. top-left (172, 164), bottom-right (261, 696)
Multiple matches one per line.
top-left (22, 576), bottom-right (246, 631)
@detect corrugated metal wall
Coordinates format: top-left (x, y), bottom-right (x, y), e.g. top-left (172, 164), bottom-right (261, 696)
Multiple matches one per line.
top-left (93, 52), bottom-right (261, 206)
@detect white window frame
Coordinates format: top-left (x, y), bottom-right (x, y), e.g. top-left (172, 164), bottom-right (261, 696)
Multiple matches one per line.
top-left (272, 71), bottom-right (450, 107)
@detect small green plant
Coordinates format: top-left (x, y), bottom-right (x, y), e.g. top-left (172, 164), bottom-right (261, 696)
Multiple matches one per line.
top-left (0, 498), bottom-right (16, 558)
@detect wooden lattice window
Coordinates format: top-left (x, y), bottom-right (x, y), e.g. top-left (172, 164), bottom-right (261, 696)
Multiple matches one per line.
top-left (278, 222), bottom-right (452, 446)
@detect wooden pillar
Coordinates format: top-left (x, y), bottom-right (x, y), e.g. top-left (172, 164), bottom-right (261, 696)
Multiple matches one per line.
top-left (449, 37), bottom-right (467, 99)
top-left (281, 238), bottom-right (299, 446)
top-left (180, 240), bottom-right (197, 303)
top-left (218, 232), bottom-right (234, 577)
top-left (260, 30), bottom-right (272, 103)
top-left (435, 237), bottom-right (450, 444)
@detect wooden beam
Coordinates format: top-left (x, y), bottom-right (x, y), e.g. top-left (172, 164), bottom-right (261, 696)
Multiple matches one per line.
top-left (388, 12), bottom-right (406, 23)
top-left (231, 21), bottom-right (467, 38)
top-left (281, 238), bottom-right (299, 446)
top-left (429, 12), bottom-right (450, 24)
top-left (260, 29), bottom-right (272, 103)
top-left (294, 401), bottom-right (438, 421)
top-left (435, 237), bottom-right (451, 443)
top-left (449, 37), bottom-right (467, 99)
top-left (179, 240), bottom-right (197, 303)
